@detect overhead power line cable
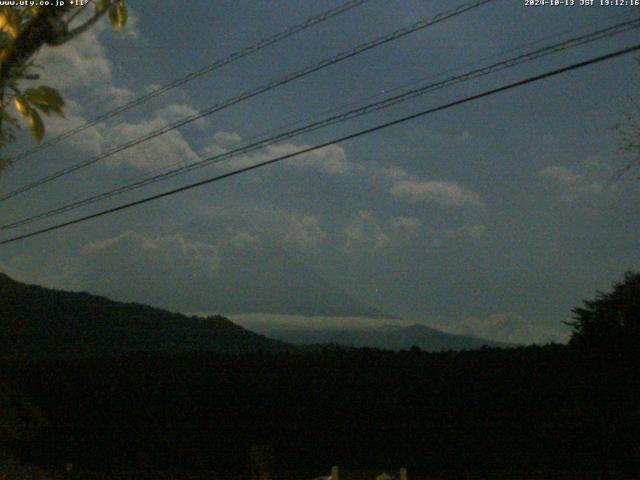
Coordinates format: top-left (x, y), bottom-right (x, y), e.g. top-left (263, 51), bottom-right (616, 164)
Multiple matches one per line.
top-left (0, 0), bottom-right (494, 202)
top-left (1, 43), bottom-right (638, 247)
top-left (108, 9), bottom-right (633, 191)
top-left (10, 0), bottom-right (373, 162)
top-left (3, 18), bottom-right (638, 230)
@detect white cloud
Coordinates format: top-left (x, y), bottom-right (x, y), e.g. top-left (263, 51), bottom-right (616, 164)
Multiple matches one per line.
top-left (200, 143), bottom-right (228, 159)
top-left (284, 143), bottom-right (355, 175)
top-left (215, 141), bottom-right (357, 176)
top-left (540, 165), bottom-right (582, 184)
top-left (218, 231), bottom-right (262, 259)
top-left (44, 102), bottom-right (104, 154)
top-left (94, 85), bottom-right (135, 108)
top-left (156, 104), bottom-right (204, 126)
top-left (390, 180), bottom-right (485, 208)
top-left (343, 211), bottom-right (392, 253)
top-left (282, 213), bottom-right (325, 250)
top-left (214, 131), bottom-right (242, 146)
top-left (36, 7), bottom-right (139, 92)
top-left (83, 230), bottom-right (221, 271)
top-left (539, 165), bottom-right (603, 203)
top-left (342, 212), bottom-right (426, 254)
top-left (37, 30), bottom-right (112, 90)
top-left (106, 105), bottom-right (201, 170)
top-left (378, 165), bottom-right (409, 180)
top-left (197, 206), bottom-right (326, 252)
top-left (28, 9), bottom-right (144, 154)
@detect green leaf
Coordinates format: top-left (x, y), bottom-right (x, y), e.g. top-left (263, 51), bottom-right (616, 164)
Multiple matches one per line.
top-left (14, 95), bottom-right (29, 116)
top-left (28, 109), bottom-right (44, 143)
top-left (109, 0), bottom-right (127, 30)
top-left (25, 86), bottom-right (65, 117)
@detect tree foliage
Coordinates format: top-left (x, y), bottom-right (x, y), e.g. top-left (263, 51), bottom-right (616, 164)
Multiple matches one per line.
top-left (567, 271), bottom-right (640, 351)
top-left (0, 1), bottom-right (128, 173)
top-left (613, 99), bottom-right (640, 179)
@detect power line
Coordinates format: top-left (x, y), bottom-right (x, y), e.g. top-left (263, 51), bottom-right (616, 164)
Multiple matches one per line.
top-left (1, 43), bottom-right (637, 247)
top-left (0, 0), bottom-right (495, 202)
top-left (9, 0), bottom-right (373, 163)
top-left (102, 9), bottom-right (633, 195)
top-left (4, 17), bottom-right (638, 230)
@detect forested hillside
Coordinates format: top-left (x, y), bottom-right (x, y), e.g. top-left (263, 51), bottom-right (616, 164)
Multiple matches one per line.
top-left (1, 345), bottom-right (638, 478)
top-left (0, 273), bottom-right (288, 358)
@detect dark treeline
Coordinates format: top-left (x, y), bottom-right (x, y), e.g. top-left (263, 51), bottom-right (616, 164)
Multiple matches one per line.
top-left (1, 344), bottom-right (639, 478)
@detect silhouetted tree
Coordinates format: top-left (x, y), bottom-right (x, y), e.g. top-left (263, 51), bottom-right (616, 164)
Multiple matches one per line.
top-left (566, 271), bottom-right (640, 351)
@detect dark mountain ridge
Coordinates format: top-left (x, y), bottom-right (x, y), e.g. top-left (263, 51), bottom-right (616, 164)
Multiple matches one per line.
top-left (1, 272), bottom-right (506, 358)
top-left (0, 272), bottom-right (288, 358)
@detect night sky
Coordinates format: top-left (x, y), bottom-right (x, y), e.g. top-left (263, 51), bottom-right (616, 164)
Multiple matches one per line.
top-left (0, 0), bottom-right (639, 344)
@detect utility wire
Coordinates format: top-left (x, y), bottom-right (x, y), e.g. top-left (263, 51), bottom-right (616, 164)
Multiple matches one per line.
top-left (4, 18), bottom-right (638, 230)
top-left (0, 0), bottom-right (494, 202)
top-left (104, 9), bottom-right (633, 195)
top-left (1, 43), bottom-right (638, 247)
top-left (9, 0), bottom-right (373, 163)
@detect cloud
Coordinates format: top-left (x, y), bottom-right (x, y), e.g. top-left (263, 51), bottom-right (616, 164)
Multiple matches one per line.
top-left (43, 101), bottom-right (105, 154)
top-left (74, 225), bottom-right (375, 317)
top-left (431, 313), bottom-right (568, 345)
top-left (218, 141), bottom-right (357, 176)
top-left (200, 143), bottom-right (228, 159)
top-left (390, 180), bottom-right (485, 208)
top-left (30, 31), bottom-right (114, 155)
top-left (106, 104), bottom-right (201, 170)
top-left (83, 230), bottom-right (221, 271)
top-left (94, 85), bottom-right (136, 108)
top-left (378, 165), bottom-right (410, 180)
top-left (36, 8), bottom-right (140, 93)
top-left (195, 205), bottom-right (326, 252)
top-left (78, 231), bottom-right (226, 310)
top-left (30, 9), bottom-right (142, 154)
top-left (342, 211), bottom-right (426, 254)
top-left (283, 143), bottom-right (356, 175)
top-left (539, 165), bottom-right (582, 184)
top-left (156, 104), bottom-right (205, 126)
top-left (223, 229), bottom-right (262, 255)
top-left (214, 131), bottom-right (242, 146)
top-left (539, 165), bottom-right (602, 202)
top-left (281, 213), bottom-right (326, 250)
top-left (343, 211), bottom-right (392, 253)
top-left (37, 30), bottom-right (112, 90)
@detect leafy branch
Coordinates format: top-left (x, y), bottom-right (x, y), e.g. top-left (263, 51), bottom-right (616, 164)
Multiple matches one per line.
top-left (0, 1), bottom-right (128, 173)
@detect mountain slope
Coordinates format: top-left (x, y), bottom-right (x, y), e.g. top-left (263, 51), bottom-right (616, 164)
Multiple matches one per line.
top-left (0, 272), bottom-right (288, 359)
top-left (231, 314), bottom-right (511, 351)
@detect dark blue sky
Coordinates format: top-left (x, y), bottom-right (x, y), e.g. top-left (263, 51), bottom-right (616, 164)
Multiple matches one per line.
top-left (0, 0), bottom-right (638, 343)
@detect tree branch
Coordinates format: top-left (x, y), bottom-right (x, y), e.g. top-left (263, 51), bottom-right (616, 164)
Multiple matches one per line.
top-left (0, 6), bottom-right (72, 91)
top-left (50, 2), bottom-right (112, 46)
